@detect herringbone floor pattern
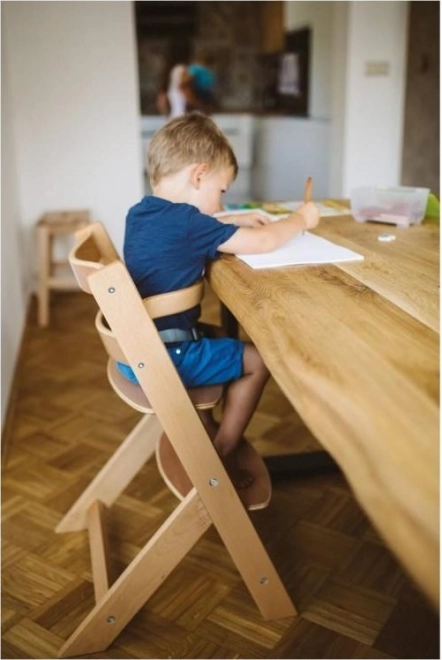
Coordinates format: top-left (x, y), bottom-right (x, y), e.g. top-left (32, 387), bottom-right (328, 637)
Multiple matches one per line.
top-left (2, 289), bottom-right (439, 659)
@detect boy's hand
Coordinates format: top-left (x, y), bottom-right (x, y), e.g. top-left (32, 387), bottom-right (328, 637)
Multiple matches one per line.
top-left (295, 202), bottom-right (320, 231)
top-left (217, 211), bottom-right (271, 227)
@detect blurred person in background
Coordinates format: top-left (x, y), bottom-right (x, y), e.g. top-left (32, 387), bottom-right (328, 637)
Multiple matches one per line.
top-left (157, 58), bottom-right (217, 119)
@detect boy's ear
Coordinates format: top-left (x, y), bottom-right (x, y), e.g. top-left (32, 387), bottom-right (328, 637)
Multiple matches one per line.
top-left (190, 163), bottom-right (209, 189)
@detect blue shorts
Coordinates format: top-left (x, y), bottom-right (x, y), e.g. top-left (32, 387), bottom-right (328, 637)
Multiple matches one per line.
top-left (117, 337), bottom-right (245, 388)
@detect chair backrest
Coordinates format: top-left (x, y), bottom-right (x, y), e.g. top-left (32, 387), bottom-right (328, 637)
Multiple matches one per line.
top-left (69, 221), bottom-right (205, 360)
top-left (69, 222), bottom-right (120, 294)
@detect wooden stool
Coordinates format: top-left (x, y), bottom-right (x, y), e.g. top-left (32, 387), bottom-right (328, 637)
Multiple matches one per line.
top-left (36, 210), bottom-right (90, 327)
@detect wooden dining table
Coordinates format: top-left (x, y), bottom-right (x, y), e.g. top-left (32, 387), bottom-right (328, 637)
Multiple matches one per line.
top-left (207, 208), bottom-right (439, 608)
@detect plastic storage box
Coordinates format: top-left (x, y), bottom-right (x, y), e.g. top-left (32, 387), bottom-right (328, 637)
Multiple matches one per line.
top-left (350, 186), bottom-right (430, 226)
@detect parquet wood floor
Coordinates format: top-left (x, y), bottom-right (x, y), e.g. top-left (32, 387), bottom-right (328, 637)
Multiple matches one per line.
top-left (2, 289), bottom-right (439, 659)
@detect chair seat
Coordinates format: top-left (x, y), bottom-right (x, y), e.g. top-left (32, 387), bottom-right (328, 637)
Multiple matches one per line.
top-left (107, 358), bottom-right (224, 414)
top-left (156, 433), bottom-right (272, 511)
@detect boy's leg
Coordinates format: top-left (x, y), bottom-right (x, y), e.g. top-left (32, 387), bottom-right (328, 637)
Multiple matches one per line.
top-left (198, 409), bottom-right (219, 439)
top-left (213, 343), bottom-right (269, 486)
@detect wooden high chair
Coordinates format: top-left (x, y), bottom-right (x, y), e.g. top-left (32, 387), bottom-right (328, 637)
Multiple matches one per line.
top-left (56, 221), bottom-right (296, 658)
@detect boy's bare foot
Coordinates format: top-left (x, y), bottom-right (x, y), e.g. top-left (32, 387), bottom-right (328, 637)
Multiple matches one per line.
top-left (221, 447), bottom-right (254, 489)
top-left (201, 414), bottom-right (255, 489)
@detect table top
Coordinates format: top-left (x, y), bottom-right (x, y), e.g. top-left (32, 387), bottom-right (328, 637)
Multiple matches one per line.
top-left (207, 211), bottom-right (439, 607)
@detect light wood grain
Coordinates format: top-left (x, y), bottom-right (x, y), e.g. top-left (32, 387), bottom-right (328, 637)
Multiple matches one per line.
top-left (207, 215), bottom-right (439, 607)
top-left (318, 214), bottom-right (439, 332)
top-left (87, 500), bottom-right (112, 602)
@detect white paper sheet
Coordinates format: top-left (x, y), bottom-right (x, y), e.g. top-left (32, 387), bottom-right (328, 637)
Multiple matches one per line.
top-left (236, 231), bottom-right (364, 270)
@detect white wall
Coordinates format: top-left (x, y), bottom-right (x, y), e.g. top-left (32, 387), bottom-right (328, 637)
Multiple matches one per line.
top-left (328, 2), bottom-right (350, 198)
top-left (330, 1), bottom-right (408, 195)
top-left (4, 1), bottom-right (143, 267)
top-left (284, 1), bottom-right (408, 197)
top-left (1, 40), bottom-right (27, 424)
top-left (252, 117), bottom-right (330, 200)
top-left (1, 1), bottom-right (143, 427)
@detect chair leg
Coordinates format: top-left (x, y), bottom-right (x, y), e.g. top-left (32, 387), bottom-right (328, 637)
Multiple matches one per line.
top-left (88, 501), bottom-right (113, 602)
top-left (56, 414), bottom-right (162, 533)
top-left (58, 489), bottom-right (211, 658)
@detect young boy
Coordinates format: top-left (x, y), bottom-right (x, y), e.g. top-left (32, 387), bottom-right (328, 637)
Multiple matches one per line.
top-left (121, 112), bottom-right (320, 487)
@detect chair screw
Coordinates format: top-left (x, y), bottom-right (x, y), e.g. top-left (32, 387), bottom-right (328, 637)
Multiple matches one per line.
top-left (108, 287), bottom-right (115, 293)
top-left (259, 577), bottom-right (269, 585)
top-left (138, 362), bottom-right (145, 368)
top-left (106, 615), bottom-right (116, 623)
top-left (209, 478), bottom-right (219, 487)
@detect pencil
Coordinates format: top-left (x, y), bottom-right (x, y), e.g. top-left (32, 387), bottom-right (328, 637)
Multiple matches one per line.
top-left (302, 177), bottom-right (313, 234)
top-left (304, 176), bottom-right (313, 203)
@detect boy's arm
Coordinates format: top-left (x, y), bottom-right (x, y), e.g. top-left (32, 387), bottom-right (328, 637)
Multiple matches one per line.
top-left (215, 211), bottom-right (271, 227)
top-left (218, 202), bottom-right (319, 255)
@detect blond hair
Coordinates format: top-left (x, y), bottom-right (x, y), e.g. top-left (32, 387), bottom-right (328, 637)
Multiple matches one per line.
top-left (147, 112), bottom-right (238, 186)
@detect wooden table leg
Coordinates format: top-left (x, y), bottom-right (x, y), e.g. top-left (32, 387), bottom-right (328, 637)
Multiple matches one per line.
top-left (220, 303), bottom-right (239, 338)
top-left (264, 451), bottom-right (339, 478)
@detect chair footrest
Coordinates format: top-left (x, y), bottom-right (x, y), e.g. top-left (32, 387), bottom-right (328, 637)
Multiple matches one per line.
top-left (156, 434), bottom-right (271, 510)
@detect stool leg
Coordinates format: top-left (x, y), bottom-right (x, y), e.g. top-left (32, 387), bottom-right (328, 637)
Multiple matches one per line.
top-left (37, 225), bottom-right (50, 327)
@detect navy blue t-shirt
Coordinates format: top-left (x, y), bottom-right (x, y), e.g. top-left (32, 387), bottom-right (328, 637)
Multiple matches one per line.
top-left (123, 196), bottom-right (238, 331)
